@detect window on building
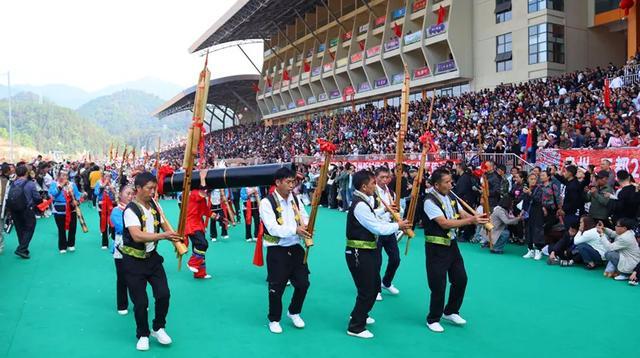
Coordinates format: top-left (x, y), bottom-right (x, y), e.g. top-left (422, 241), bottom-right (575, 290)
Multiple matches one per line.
top-left (595, 0), bottom-right (620, 14)
top-left (495, 0), bottom-right (512, 23)
top-left (496, 32), bottom-right (513, 72)
top-left (528, 23), bottom-right (564, 64)
top-left (528, 0), bottom-right (564, 13)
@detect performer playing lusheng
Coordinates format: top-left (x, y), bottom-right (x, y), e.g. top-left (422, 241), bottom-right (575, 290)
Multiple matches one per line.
top-left (110, 184), bottom-right (134, 315)
top-left (185, 170), bottom-right (213, 279)
top-left (346, 170), bottom-right (411, 339)
top-left (423, 168), bottom-right (488, 333)
top-left (48, 170), bottom-right (81, 253)
top-left (372, 166), bottom-right (402, 300)
top-left (121, 172), bottom-right (181, 351)
top-left (259, 167), bottom-right (311, 334)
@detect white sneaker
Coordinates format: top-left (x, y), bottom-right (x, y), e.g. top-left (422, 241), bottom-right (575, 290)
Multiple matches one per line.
top-left (136, 337), bottom-right (149, 351)
top-left (366, 317), bottom-right (375, 325)
top-left (382, 284), bottom-right (400, 295)
top-left (286, 280), bottom-right (291, 286)
top-left (211, 237), bottom-right (217, 242)
top-left (59, 250), bottom-right (67, 254)
top-left (287, 312), bottom-right (305, 328)
top-left (68, 246), bottom-right (75, 252)
top-left (101, 246), bottom-right (108, 250)
top-left (203, 274), bottom-right (212, 279)
top-left (522, 249), bottom-right (535, 259)
top-left (246, 238), bottom-right (252, 242)
top-left (427, 322), bottom-right (445, 333)
top-left (252, 237), bottom-right (258, 242)
top-left (117, 309), bottom-right (128, 315)
top-left (347, 329), bottom-right (374, 338)
top-left (187, 265), bottom-right (199, 273)
top-left (442, 313), bottom-right (467, 325)
top-left (614, 274), bottom-right (630, 281)
top-left (151, 328), bottom-right (172, 345)
top-left (222, 235), bottom-right (229, 239)
top-left (376, 292), bottom-right (383, 301)
top-left (269, 321), bottom-right (283, 334)
top-left (534, 249), bottom-right (543, 260)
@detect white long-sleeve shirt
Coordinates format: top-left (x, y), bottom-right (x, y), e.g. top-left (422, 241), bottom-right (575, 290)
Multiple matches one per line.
top-left (375, 185), bottom-right (393, 222)
top-left (573, 228), bottom-right (607, 259)
top-left (259, 190), bottom-right (309, 247)
top-left (353, 191), bottom-right (399, 236)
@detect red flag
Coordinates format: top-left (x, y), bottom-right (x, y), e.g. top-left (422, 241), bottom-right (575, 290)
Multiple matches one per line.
top-left (252, 222), bottom-right (264, 266)
top-left (393, 22), bottom-right (402, 37)
top-left (524, 125), bottom-right (533, 161)
top-left (266, 77), bottom-right (272, 87)
top-left (437, 5), bottom-right (446, 25)
top-left (303, 60), bottom-right (310, 72)
top-left (604, 79), bottom-right (612, 108)
top-left (245, 200), bottom-right (252, 223)
top-left (358, 40), bottom-right (365, 51)
top-left (283, 70), bottom-right (290, 81)
top-left (252, 82), bottom-right (260, 93)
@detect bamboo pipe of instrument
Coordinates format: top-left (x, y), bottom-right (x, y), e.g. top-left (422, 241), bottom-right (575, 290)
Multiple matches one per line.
top-left (449, 190), bottom-right (494, 232)
top-left (220, 189), bottom-right (236, 226)
top-left (379, 198), bottom-right (414, 238)
top-left (152, 198), bottom-right (188, 271)
top-left (67, 185), bottom-right (89, 233)
top-left (394, 66), bottom-right (410, 208)
top-left (302, 153), bottom-right (331, 264)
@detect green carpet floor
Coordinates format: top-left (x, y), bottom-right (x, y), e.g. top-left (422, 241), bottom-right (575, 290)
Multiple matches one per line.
top-left (0, 201), bottom-right (638, 357)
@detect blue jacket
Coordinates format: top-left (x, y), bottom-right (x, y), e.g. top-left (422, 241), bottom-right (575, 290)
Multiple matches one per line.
top-left (240, 187), bottom-right (261, 202)
top-left (48, 182), bottom-right (81, 206)
top-left (13, 178), bottom-right (42, 210)
top-left (94, 181), bottom-right (116, 202)
top-left (110, 206), bottom-right (124, 236)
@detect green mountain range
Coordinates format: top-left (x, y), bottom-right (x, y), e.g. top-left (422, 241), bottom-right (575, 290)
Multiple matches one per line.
top-left (77, 89), bottom-right (191, 151)
top-left (0, 92), bottom-right (114, 157)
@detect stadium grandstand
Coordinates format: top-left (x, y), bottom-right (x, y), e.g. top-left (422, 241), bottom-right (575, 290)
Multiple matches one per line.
top-left (180, 0), bottom-right (631, 124)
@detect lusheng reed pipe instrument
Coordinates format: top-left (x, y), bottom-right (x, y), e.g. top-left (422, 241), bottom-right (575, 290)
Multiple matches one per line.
top-left (402, 92), bottom-right (436, 255)
top-left (394, 65), bottom-right (410, 208)
top-left (450, 190), bottom-right (494, 232)
top-left (303, 138), bottom-right (336, 263)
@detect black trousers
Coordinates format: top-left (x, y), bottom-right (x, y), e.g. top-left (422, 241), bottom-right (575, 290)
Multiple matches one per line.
top-left (53, 212), bottom-right (77, 250)
top-left (346, 248), bottom-right (380, 333)
top-left (13, 209), bottom-right (36, 256)
top-left (232, 195), bottom-right (241, 221)
top-left (243, 204), bottom-right (260, 239)
top-left (209, 204), bottom-right (228, 238)
top-left (550, 233), bottom-right (574, 260)
top-left (377, 234), bottom-right (400, 288)
top-left (100, 225), bottom-right (112, 247)
top-left (114, 258), bottom-right (129, 311)
top-left (122, 252), bottom-right (170, 338)
top-left (266, 245), bottom-right (310, 322)
top-left (189, 230), bottom-right (209, 253)
top-left (425, 240), bottom-right (468, 324)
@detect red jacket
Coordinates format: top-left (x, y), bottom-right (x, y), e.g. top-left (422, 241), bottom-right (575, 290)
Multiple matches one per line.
top-left (185, 190), bottom-right (211, 236)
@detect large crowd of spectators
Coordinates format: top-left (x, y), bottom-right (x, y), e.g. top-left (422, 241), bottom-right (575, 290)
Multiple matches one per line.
top-left (159, 56), bottom-right (640, 167)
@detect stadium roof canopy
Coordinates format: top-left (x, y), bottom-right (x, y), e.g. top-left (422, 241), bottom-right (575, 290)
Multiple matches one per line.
top-left (189, 0), bottom-right (324, 53)
top-left (152, 73), bottom-right (260, 120)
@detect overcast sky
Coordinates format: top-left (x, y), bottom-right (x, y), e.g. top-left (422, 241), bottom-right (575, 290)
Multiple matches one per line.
top-left (0, 0), bottom-right (262, 91)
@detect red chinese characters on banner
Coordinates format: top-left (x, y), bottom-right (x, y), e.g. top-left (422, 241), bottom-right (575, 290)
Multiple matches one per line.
top-left (537, 148), bottom-right (640, 178)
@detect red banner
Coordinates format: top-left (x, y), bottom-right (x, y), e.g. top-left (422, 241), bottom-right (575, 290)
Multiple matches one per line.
top-left (537, 148), bottom-right (640, 178)
top-left (350, 52), bottom-right (363, 63)
top-left (307, 159), bottom-right (457, 172)
top-left (374, 16), bottom-right (386, 27)
top-left (412, 0), bottom-right (427, 12)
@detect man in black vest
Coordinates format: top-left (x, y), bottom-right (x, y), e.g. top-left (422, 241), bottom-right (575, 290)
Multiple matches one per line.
top-left (121, 172), bottom-right (181, 351)
top-left (423, 168), bottom-right (488, 333)
top-left (346, 170), bottom-right (410, 339)
top-left (259, 167), bottom-right (311, 334)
